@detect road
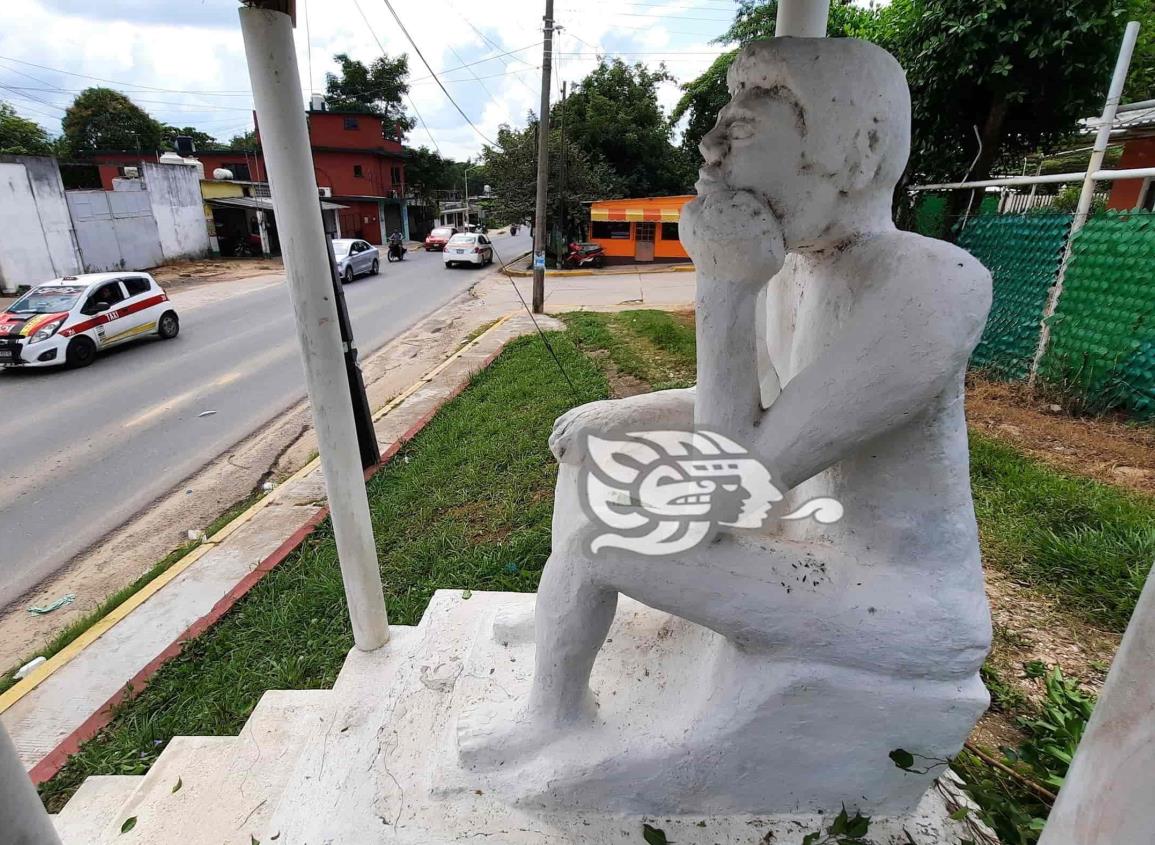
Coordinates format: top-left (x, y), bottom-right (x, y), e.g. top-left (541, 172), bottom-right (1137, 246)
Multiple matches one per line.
top-left (0, 232), bottom-right (531, 607)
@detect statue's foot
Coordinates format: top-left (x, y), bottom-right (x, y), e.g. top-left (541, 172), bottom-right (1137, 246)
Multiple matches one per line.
top-left (456, 693), bottom-right (598, 771)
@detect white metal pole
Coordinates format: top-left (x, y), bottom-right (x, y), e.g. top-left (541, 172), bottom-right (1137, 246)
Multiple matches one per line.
top-left (775, 0), bottom-right (829, 37)
top-left (1038, 567), bottom-right (1155, 845)
top-left (1028, 20), bottom-right (1140, 385)
top-left (239, 5), bottom-right (389, 651)
top-left (0, 722), bottom-right (62, 845)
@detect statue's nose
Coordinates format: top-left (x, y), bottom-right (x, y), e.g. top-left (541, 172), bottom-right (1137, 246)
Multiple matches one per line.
top-left (699, 124), bottom-right (727, 165)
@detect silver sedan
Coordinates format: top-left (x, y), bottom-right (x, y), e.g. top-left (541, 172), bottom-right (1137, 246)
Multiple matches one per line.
top-left (332, 238), bottom-right (380, 283)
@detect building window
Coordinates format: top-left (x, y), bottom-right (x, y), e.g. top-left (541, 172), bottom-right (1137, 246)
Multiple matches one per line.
top-left (660, 222), bottom-right (679, 241)
top-left (591, 221), bottom-right (631, 240)
top-left (224, 163), bottom-right (251, 181)
top-left (390, 165), bottom-right (402, 187)
top-left (353, 164), bottom-right (364, 178)
top-left (344, 116), bottom-right (359, 130)
top-left (1140, 177), bottom-right (1155, 212)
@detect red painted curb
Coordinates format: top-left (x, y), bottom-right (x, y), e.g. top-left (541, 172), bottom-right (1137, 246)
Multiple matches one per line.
top-left (30, 339), bottom-right (511, 785)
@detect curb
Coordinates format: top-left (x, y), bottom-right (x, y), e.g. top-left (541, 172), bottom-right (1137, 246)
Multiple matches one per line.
top-left (4, 315), bottom-right (520, 781)
top-left (502, 262), bottom-right (695, 278)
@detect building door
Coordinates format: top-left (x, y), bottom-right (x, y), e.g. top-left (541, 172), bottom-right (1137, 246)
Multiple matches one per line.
top-left (635, 222), bottom-right (655, 262)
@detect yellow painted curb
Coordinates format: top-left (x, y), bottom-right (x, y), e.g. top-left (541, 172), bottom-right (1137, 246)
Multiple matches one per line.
top-left (0, 312), bottom-right (521, 715)
top-left (503, 263), bottom-right (695, 278)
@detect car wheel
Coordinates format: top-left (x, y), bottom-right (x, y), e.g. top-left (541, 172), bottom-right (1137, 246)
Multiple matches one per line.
top-left (343, 266), bottom-right (354, 284)
top-left (371, 259), bottom-right (379, 275)
top-left (65, 335), bottom-right (97, 369)
top-left (158, 311), bottom-right (180, 339)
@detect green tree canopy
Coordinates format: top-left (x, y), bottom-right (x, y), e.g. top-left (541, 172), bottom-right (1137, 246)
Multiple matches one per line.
top-left (324, 52), bottom-right (414, 134)
top-left (62, 87), bottom-right (163, 153)
top-left (227, 128), bottom-right (259, 149)
top-left (404, 146), bottom-right (469, 204)
top-left (0, 102), bottom-right (53, 155)
top-left (482, 117), bottom-right (622, 235)
top-left (553, 58), bottom-right (693, 196)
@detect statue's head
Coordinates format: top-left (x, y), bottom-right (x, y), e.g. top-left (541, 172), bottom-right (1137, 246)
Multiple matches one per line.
top-left (697, 37), bottom-right (910, 249)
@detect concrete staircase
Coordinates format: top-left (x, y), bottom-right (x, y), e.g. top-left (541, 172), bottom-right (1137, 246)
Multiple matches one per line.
top-left (50, 628), bottom-right (422, 845)
top-left (50, 592), bottom-right (986, 844)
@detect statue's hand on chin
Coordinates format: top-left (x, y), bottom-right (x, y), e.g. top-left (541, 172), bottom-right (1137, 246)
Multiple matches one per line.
top-left (681, 189), bottom-right (785, 286)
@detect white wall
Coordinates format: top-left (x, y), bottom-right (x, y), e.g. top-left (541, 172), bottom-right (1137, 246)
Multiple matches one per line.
top-left (67, 190), bottom-right (165, 273)
top-left (0, 156), bottom-right (80, 293)
top-left (140, 161), bottom-right (211, 262)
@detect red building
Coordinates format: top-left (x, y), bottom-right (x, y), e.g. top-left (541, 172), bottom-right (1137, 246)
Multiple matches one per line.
top-left (1107, 107), bottom-right (1155, 211)
top-left (84, 107), bottom-right (410, 246)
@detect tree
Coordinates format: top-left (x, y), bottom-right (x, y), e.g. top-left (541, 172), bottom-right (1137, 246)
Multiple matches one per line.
top-left (553, 58), bottom-right (693, 197)
top-left (227, 129), bottom-right (259, 149)
top-left (62, 87), bottom-right (163, 153)
top-left (324, 52), bottom-right (414, 134)
top-left (404, 146), bottom-right (468, 204)
top-left (671, 1), bottom-right (877, 158)
top-left (875, 0), bottom-right (1139, 191)
top-left (0, 103), bottom-right (53, 155)
top-left (482, 118), bottom-right (623, 238)
top-left (160, 124), bottom-right (223, 151)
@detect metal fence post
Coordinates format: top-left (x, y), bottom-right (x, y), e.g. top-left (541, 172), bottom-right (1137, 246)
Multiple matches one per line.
top-left (1027, 21), bottom-right (1140, 385)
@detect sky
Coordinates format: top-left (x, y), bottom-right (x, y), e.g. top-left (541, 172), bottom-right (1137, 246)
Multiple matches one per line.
top-left (0, 0), bottom-right (743, 161)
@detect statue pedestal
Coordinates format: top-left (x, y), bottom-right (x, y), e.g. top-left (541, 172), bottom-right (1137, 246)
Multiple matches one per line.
top-left (268, 590), bottom-right (992, 843)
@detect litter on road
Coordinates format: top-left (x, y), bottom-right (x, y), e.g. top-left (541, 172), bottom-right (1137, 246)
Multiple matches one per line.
top-left (27, 594), bottom-right (75, 615)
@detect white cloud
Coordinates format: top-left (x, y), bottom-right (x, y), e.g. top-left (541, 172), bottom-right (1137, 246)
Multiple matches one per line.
top-left (0, 0), bottom-right (732, 159)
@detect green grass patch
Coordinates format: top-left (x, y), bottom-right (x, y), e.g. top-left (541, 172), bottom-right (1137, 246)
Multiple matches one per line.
top-left (40, 331), bottom-right (607, 811)
top-left (0, 490), bottom-right (267, 697)
top-left (970, 432), bottom-right (1155, 632)
top-left (562, 310), bottom-right (696, 390)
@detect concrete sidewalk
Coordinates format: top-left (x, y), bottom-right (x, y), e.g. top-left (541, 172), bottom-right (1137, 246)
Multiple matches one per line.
top-left (0, 265), bottom-right (697, 782)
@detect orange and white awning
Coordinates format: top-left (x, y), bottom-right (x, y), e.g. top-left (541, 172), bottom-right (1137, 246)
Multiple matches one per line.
top-left (590, 206), bottom-right (682, 222)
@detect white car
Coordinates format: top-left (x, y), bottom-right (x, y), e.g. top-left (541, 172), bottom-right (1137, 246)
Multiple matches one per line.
top-left (443, 233), bottom-right (495, 268)
top-left (0, 272), bottom-right (179, 369)
top-left (332, 238), bottom-right (379, 283)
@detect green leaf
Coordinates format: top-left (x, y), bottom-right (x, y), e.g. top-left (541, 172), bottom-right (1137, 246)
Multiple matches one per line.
top-left (802, 834), bottom-right (821, 845)
top-left (171, 777), bottom-right (182, 794)
top-left (949, 807), bottom-right (971, 821)
top-left (251, 836), bottom-right (260, 845)
top-left (829, 806), bottom-right (850, 834)
top-left (889, 748), bottom-right (916, 770)
top-left (462, 589), bottom-right (473, 599)
top-left (844, 811), bottom-right (871, 838)
top-left (642, 823), bottom-right (669, 845)
top-left (120, 817), bottom-right (137, 834)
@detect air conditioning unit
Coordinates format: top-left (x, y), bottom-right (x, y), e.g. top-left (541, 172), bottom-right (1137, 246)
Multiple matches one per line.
top-left (318, 186), bottom-right (333, 197)
top-left (122, 166), bottom-right (139, 178)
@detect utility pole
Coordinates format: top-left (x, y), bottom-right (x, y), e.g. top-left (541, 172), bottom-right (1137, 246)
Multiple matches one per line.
top-left (239, 3), bottom-right (389, 652)
top-left (531, 0), bottom-right (554, 313)
top-left (559, 80), bottom-right (568, 246)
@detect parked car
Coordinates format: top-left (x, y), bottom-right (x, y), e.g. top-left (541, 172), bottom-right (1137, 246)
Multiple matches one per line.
top-left (332, 238), bottom-right (379, 283)
top-left (0, 272), bottom-right (179, 369)
top-left (443, 233), bottom-right (495, 268)
top-left (424, 227), bottom-right (458, 252)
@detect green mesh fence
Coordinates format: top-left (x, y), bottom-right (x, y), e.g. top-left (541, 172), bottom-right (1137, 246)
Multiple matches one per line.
top-left (957, 213), bottom-right (1072, 381)
top-left (1039, 211), bottom-right (1155, 417)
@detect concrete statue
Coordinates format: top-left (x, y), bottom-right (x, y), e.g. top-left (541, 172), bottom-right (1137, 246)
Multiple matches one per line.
top-left (457, 36), bottom-right (994, 816)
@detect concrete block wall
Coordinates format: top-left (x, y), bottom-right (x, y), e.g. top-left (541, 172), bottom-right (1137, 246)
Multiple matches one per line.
top-left (0, 156), bottom-right (81, 294)
top-left (140, 161), bottom-right (211, 262)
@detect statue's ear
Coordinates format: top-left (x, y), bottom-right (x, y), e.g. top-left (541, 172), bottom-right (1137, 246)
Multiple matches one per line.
top-left (845, 126), bottom-right (884, 192)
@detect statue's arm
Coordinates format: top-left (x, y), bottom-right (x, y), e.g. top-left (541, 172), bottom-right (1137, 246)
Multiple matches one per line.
top-left (757, 255), bottom-right (991, 490)
top-left (550, 389), bottom-right (696, 465)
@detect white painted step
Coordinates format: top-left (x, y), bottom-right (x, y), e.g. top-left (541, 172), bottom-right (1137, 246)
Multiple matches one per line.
top-left (96, 689), bottom-right (332, 844)
top-left (52, 775), bottom-right (142, 845)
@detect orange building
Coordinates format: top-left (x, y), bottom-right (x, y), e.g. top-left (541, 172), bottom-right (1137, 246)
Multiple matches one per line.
top-left (588, 195), bottom-right (694, 263)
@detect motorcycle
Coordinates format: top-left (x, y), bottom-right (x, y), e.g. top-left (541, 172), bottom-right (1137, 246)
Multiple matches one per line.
top-left (561, 242), bottom-right (606, 270)
top-left (387, 241), bottom-right (406, 262)
top-left (509, 224), bottom-right (518, 236)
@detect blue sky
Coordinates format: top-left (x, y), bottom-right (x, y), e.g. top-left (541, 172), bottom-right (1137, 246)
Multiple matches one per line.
top-left (0, 0), bottom-right (744, 160)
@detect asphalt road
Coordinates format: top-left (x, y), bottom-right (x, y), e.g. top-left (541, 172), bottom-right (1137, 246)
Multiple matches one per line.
top-left (0, 232), bottom-right (531, 607)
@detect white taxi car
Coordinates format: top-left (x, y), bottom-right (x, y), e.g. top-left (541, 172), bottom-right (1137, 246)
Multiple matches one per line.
top-left (0, 272), bottom-right (179, 369)
top-left (442, 233), bottom-right (495, 268)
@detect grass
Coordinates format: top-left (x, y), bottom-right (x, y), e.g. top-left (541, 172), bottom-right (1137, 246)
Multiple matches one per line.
top-left (40, 330), bottom-right (607, 811)
top-left (0, 491), bottom-right (267, 697)
top-left (970, 432), bottom-right (1155, 632)
top-left (33, 309), bottom-right (1155, 845)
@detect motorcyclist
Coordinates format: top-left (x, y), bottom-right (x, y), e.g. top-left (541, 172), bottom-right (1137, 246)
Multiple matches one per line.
top-left (388, 230), bottom-right (405, 260)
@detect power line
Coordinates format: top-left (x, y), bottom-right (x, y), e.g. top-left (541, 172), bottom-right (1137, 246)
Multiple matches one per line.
top-left (378, 0), bottom-right (497, 148)
top-left (409, 43), bottom-right (542, 84)
top-left (0, 86), bottom-right (255, 111)
top-left (0, 54), bottom-right (252, 96)
top-left (0, 85), bottom-right (65, 111)
top-left (348, 0), bottom-right (440, 154)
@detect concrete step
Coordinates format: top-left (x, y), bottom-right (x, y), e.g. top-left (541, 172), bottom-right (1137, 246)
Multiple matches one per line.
top-left (52, 775), bottom-right (143, 845)
top-left (95, 689), bottom-right (332, 844)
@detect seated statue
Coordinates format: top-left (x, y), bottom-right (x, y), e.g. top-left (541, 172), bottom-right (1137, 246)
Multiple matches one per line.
top-left (457, 36), bottom-right (994, 817)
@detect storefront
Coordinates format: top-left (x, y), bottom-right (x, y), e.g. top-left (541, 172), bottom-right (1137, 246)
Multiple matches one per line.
top-left (587, 195), bottom-right (694, 264)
